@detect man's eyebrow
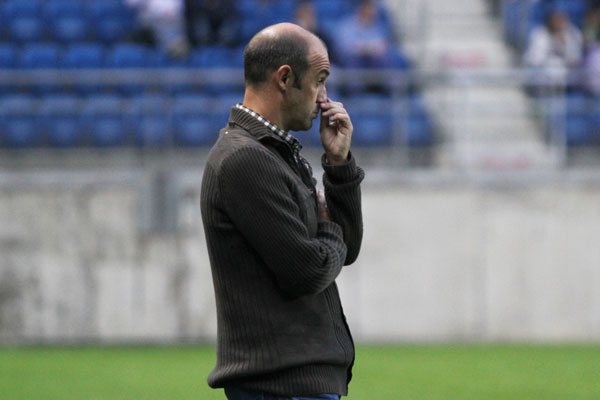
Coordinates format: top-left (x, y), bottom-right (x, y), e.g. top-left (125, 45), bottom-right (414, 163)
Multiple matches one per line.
top-left (319, 70), bottom-right (330, 77)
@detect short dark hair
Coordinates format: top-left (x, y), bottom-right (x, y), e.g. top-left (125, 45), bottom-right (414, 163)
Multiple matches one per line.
top-left (244, 33), bottom-right (310, 89)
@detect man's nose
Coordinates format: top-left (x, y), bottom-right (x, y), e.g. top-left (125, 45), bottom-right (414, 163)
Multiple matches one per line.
top-left (317, 86), bottom-right (327, 103)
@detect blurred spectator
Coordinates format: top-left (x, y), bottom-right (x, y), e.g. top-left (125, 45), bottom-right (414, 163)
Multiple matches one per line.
top-left (584, 31), bottom-right (600, 96)
top-left (583, 5), bottom-right (600, 48)
top-left (185, 0), bottom-right (239, 47)
top-left (333, 0), bottom-right (390, 68)
top-left (523, 11), bottom-right (583, 87)
top-left (294, 1), bottom-right (334, 61)
top-left (127, 0), bottom-right (189, 58)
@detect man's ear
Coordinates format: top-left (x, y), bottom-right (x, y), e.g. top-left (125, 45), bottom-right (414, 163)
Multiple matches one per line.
top-left (275, 65), bottom-right (293, 92)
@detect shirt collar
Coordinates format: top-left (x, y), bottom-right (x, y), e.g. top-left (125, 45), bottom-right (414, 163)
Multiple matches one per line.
top-left (231, 104), bottom-right (303, 156)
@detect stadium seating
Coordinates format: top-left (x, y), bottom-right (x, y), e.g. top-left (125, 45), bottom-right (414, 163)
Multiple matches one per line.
top-left (0, 94), bottom-right (40, 147)
top-left (38, 94), bottom-right (82, 146)
top-left (0, 0), bottom-right (433, 150)
top-left (0, 43), bottom-right (15, 69)
top-left (53, 16), bottom-right (89, 43)
top-left (129, 94), bottom-right (171, 146)
top-left (9, 16), bottom-right (44, 43)
top-left (44, 0), bottom-right (85, 19)
top-left (543, 93), bottom-right (599, 146)
top-left (502, 0), bottom-right (588, 49)
top-left (500, 0), bottom-right (598, 148)
top-left (63, 43), bottom-right (105, 69)
top-left (81, 95), bottom-right (128, 146)
top-left (172, 95), bottom-right (217, 146)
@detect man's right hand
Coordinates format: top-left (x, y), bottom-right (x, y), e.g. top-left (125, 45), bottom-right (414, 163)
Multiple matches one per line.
top-left (317, 189), bottom-right (330, 222)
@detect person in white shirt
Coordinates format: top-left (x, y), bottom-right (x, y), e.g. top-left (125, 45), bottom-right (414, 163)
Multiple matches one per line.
top-left (524, 11), bottom-right (583, 88)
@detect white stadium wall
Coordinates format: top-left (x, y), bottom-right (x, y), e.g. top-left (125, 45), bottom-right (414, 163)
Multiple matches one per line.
top-left (1, 162), bottom-right (600, 344)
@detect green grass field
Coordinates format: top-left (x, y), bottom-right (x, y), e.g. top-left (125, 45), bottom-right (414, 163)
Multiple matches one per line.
top-left (0, 345), bottom-right (598, 399)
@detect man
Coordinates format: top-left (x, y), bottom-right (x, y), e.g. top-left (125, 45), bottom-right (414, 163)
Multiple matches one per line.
top-left (200, 23), bottom-right (364, 400)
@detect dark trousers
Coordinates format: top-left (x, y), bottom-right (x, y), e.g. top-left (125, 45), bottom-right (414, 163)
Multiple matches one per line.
top-left (224, 386), bottom-right (340, 400)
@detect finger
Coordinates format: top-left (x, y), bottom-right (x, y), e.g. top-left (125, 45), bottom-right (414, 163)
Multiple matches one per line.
top-left (320, 107), bottom-right (330, 131)
top-left (321, 106), bottom-right (347, 117)
top-left (320, 101), bottom-right (343, 111)
top-left (329, 113), bottom-right (352, 127)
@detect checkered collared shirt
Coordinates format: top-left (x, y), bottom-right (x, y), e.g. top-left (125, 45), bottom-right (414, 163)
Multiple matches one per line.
top-left (235, 103), bottom-right (302, 160)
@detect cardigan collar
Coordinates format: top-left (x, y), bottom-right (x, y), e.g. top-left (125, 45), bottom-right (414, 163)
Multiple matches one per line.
top-left (228, 104), bottom-right (303, 156)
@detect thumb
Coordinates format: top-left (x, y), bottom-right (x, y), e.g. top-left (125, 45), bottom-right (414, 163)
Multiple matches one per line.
top-left (319, 106), bottom-right (329, 132)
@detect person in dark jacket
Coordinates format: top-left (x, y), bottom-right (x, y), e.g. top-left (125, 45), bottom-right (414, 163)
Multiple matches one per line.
top-left (200, 23), bottom-right (364, 400)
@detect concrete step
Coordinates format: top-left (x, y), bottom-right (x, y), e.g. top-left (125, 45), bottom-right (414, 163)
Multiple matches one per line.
top-left (428, 19), bottom-right (501, 39)
top-left (453, 141), bottom-right (558, 170)
top-left (451, 120), bottom-right (541, 141)
top-left (426, 0), bottom-right (489, 16)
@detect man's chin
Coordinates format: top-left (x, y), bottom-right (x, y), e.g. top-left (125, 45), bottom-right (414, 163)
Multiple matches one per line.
top-left (291, 120), bottom-right (314, 132)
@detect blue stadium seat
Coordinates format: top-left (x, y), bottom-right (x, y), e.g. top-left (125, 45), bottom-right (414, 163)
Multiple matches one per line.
top-left (107, 44), bottom-right (164, 93)
top-left (0, 95), bottom-right (40, 147)
top-left (107, 44), bottom-right (148, 68)
top-left (108, 44), bottom-right (165, 68)
top-left (9, 17), bottom-right (44, 43)
top-left (197, 46), bottom-right (236, 68)
top-left (592, 99), bottom-right (600, 144)
top-left (404, 95), bottom-right (434, 146)
top-left (89, 0), bottom-right (134, 43)
top-left (0, 44), bottom-right (16, 69)
top-left (352, 116), bottom-right (392, 146)
top-left (63, 43), bottom-right (104, 69)
top-left (314, 0), bottom-right (348, 20)
top-left (18, 44), bottom-right (62, 93)
top-left (344, 95), bottom-right (393, 146)
top-left (53, 16), bottom-right (89, 43)
top-left (38, 95), bottom-right (82, 147)
top-left (186, 47), bottom-right (243, 94)
top-left (232, 46), bottom-right (246, 69)
top-left (82, 95), bottom-right (128, 147)
top-left (129, 94), bottom-right (171, 146)
top-left (405, 116), bottom-right (434, 147)
top-left (44, 0), bottom-right (84, 19)
top-left (236, 2), bottom-right (271, 42)
top-left (564, 115), bottom-right (592, 146)
top-left (1, 119), bottom-right (38, 148)
top-left (388, 48), bottom-right (412, 70)
top-left (0, 44), bottom-right (16, 93)
top-left (3, 0), bottom-right (42, 41)
top-left (2, 0), bottom-right (41, 19)
top-left (268, 0), bottom-right (295, 24)
top-left (94, 16), bottom-right (133, 43)
top-left (175, 117), bottom-right (215, 146)
top-left (88, 0), bottom-right (130, 19)
top-left (544, 93), bottom-right (595, 146)
top-left (19, 44), bottom-right (60, 69)
top-left (63, 44), bottom-right (105, 93)
top-left (172, 95), bottom-right (217, 146)
top-left (501, 0), bottom-right (521, 46)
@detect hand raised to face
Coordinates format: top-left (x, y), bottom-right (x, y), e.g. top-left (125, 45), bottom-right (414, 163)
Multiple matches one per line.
top-left (319, 98), bottom-right (353, 165)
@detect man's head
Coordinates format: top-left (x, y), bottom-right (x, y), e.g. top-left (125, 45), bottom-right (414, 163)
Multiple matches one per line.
top-left (358, 0), bottom-right (378, 27)
top-left (546, 11), bottom-right (569, 34)
top-left (243, 23), bottom-right (330, 132)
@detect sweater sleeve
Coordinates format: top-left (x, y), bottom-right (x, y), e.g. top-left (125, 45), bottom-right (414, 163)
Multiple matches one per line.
top-left (219, 146), bottom-right (348, 298)
top-left (322, 152), bottom-right (365, 265)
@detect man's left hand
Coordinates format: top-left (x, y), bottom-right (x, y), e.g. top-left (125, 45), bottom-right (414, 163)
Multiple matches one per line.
top-left (319, 98), bottom-right (353, 165)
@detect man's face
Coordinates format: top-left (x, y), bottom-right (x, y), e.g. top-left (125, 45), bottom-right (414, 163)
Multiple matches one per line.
top-left (283, 41), bottom-right (330, 132)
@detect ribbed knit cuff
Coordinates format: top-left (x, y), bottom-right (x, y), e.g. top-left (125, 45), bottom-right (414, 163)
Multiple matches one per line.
top-left (317, 221), bottom-right (344, 237)
top-left (321, 152), bottom-right (359, 184)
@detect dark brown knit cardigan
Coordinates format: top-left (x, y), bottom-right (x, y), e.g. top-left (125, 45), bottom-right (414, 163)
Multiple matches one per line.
top-left (200, 106), bottom-right (364, 397)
